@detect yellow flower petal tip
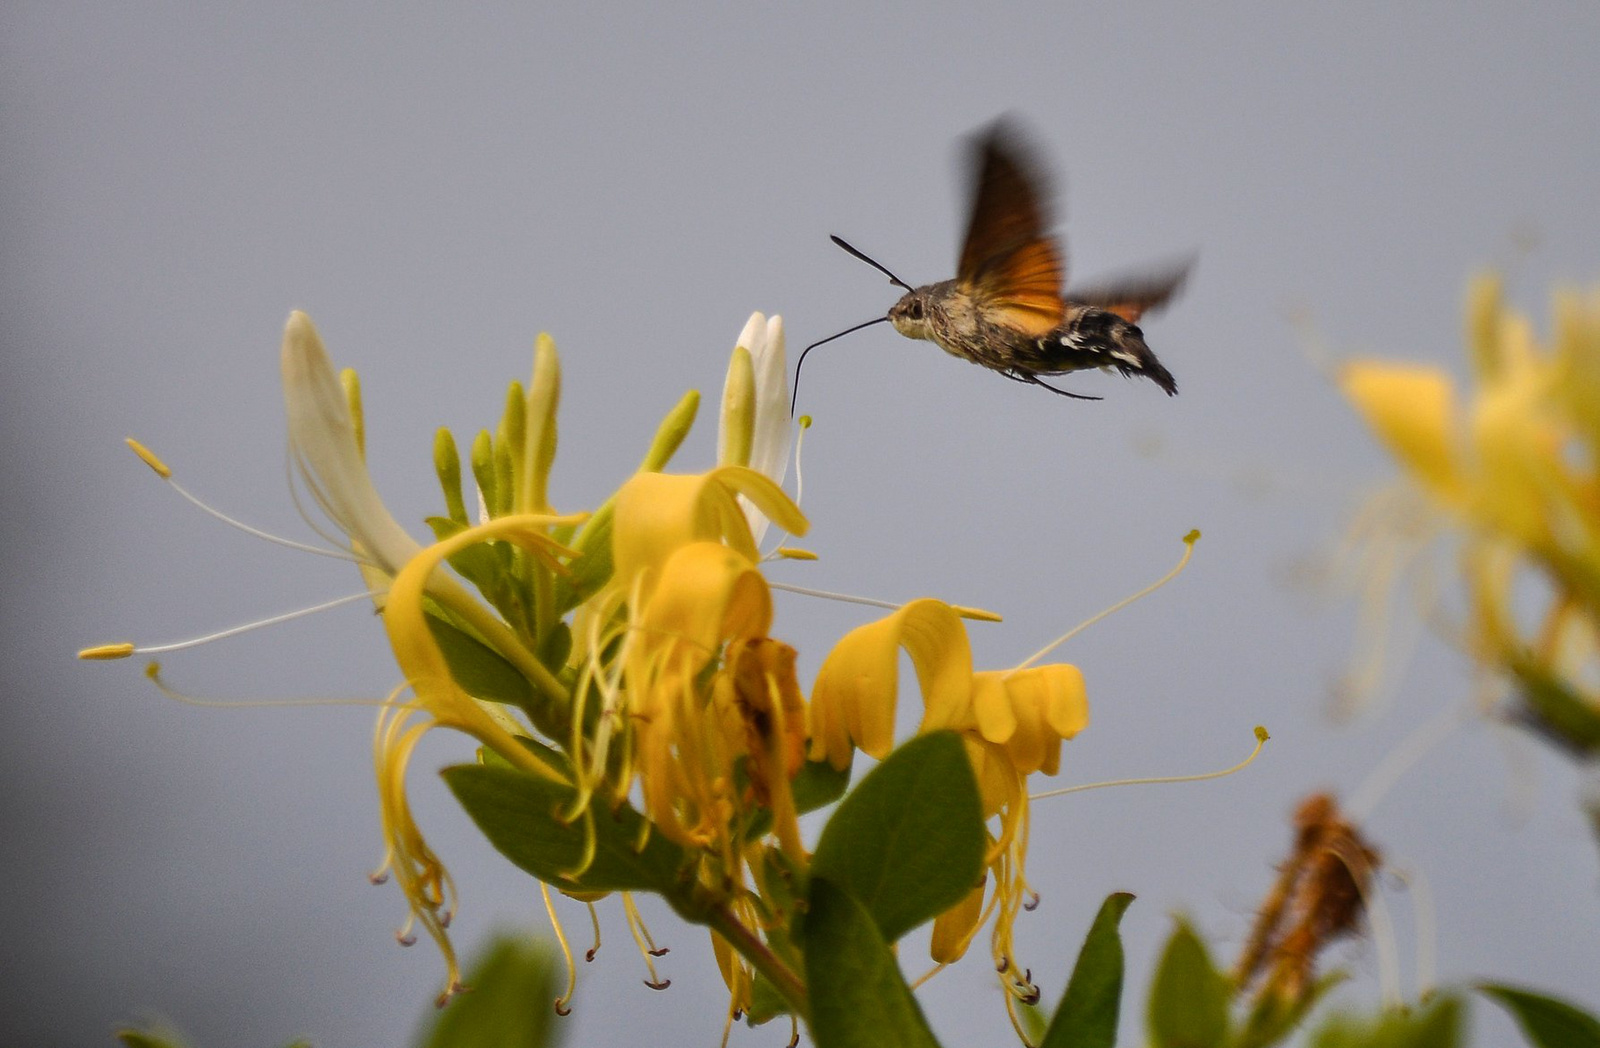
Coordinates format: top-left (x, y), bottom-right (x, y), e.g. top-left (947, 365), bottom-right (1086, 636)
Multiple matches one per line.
top-left (954, 605), bottom-right (1004, 623)
top-left (78, 642), bottom-right (135, 660)
top-left (1254, 725), bottom-right (1270, 742)
top-left (125, 438), bottom-right (172, 479)
top-left (773, 547), bottom-right (818, 561)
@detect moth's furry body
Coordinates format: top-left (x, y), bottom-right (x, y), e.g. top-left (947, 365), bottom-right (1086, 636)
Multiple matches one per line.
top-left (888, 281), bottom-right (1178, 395)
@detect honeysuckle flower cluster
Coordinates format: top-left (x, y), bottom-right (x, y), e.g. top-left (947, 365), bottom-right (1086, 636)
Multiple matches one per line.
top-left (85, 307), bottom-right (1121, 1042)
top-left (1341, 276), bottom-right (1600, 755)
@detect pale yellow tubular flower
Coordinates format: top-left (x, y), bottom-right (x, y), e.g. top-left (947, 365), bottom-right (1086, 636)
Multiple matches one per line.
top-left (727, 313), bottom-right (793, 546)
top-left (807, 598), bottom-right (974, 769)
top-left (929, 876), bottom-right (988, 965)
top-left (281, 312), bottom-right (426, 584)
top-left (1340, 360), bottom-right (1467, 507)
top-left (373, 510), bottom-right (582, 997)
top-left (611, 466), bottom-right (807, 605)
top-left (1468, 360), bottom-right (1566, 550)
top-left (1554, 286), bottom-right (1600, 457)
top-left (625, 541), bottom-right (773, 847)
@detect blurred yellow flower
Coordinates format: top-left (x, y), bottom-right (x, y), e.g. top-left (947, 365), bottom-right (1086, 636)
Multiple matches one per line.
top-left (1342, 276), bottom-right (1600, 752)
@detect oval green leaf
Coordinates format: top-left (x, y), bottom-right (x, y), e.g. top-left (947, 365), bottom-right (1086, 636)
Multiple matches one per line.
top-left (803, 877), bottom-right (944, 1048)
top-left (441, 764), bottom-right (690, 900)
top-left (1147, 917), bottom-right (1230, 1048)
top-left (1041, 892), bottom-right (1135, 1048)
top-left (1479, 983), bottom-right (1600, 1048)
top-left (808, 731), bottom-right (985, 943)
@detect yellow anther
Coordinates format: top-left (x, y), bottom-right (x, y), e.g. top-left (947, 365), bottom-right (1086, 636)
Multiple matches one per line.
top-left (124, 438), bottom-right (172, 478)
top-left (78, 642), bottom-right (136, 660)
top-left (773, 547), bottom-right (818, 561)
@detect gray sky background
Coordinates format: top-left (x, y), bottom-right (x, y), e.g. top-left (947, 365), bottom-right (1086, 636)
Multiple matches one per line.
top-left (5, 3), bottom-right (1599, 1046)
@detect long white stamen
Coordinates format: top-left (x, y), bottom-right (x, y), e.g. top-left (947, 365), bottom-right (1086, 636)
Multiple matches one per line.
top-left (1009, 530), bottom-right (1197, 676)
top-left (1346, 703), bottom-right (1470, 821)
top-left (1346, 849), bottom-right (1402, 1008)
top-left (132, 591), bottom-right (382, 654)
top-left (286, 446), bottom-right (365, 556)
top-left (793, 416), bottom-right (811, 510)
top-left (769, 581), bottom-right (899, 610)
top-left (162, 471), bottom-right (357, 562)
top-left (1030, 726), bottom-right (1268, 800)
top-left (1389, 863), bottom-right (1438, 997)
top-left (146, 663), bottom-right (419, 712)
top-left (767, 581), bottom-right (999, 621)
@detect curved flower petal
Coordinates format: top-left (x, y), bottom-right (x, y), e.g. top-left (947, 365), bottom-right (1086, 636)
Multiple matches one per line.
top-left (636, 541), bottom-right (774, 667)
top-left (808, 598), bottom-right (973, 768)
top-left (612, 466), bottom-right (807, 601)
top-left (1341, 359), bottom-right (1466, 505)
top-left (281, 311), bottom-right (424, 577)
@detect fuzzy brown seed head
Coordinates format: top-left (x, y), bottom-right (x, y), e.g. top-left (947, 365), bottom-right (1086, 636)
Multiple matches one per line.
top-left (1235, 792), bottom-right (1383, 1007)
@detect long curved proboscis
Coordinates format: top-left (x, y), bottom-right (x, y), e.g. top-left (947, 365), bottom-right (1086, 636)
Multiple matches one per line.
top-left (790, 315), bottom-right (891, 416)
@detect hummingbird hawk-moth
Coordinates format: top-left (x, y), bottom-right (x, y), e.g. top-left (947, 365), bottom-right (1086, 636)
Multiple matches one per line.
top-left (794, 120), bottom-right (1191, 411)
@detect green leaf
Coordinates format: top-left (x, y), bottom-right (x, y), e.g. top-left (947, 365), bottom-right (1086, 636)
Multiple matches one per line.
top-left (1511, 658), bottom-right (1600, 756)
top-left (425, 614), bottom-right (534, 709)
top-left (791, 756), bottom-right (852, 814)
top-left (745, 973), bottom-right (790, 1025)
top-left (424, 611), bottom-right (569, 740)
top-left (1478, 983), bottom-right (1600, 1048)
top-left (1040, 892), bottom-right (1134, 1048)
top-left (1237, 970), bottom-right (1347, 1048)
top-left (413, 932), bottom-right (562, 1048)
top-left (1309, 995), bottom-right (1462, 1048)
top-left (115, 1032), bottom-right (188, 1048)
top-left (425, 516), bottom-right (506, 597)
top-left (555, 502), bottom-right (614, 613)
top-left (442, 764), bottom-right (692, 902)
top-left (808, 731), bottom-right (985, 943)
top-left (1147, 917), bottom-right (1230, 1048)
top-left (803, 877), bottom-right (944, 1048)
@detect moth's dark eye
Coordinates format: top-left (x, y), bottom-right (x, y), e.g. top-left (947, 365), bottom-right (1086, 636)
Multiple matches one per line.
top-left (906, 300), bottom-right (924, 319)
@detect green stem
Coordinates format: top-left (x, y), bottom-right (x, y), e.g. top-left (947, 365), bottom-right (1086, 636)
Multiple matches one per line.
top-left (706, 903), bottom-right (809, 1021)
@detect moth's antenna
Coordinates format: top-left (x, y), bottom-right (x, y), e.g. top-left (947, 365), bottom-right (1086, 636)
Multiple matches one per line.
top-left (791, 316), bottom-right (891, 416)
top-left (830, 235), bottom-right (914, 292)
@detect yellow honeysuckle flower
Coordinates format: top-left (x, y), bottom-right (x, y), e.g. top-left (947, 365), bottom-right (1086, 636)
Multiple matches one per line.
top-left (803, 595), bottom-right (1091, 1002)
top-left (625, 540), bottom-right (773, 847)
top-left (1340, 361), bottom-right (1466, 506)
top-left (1342, 275), bottom-right (1600, 750)
top-left (98, 301), bottom-right (1166, 1033)
top-left (808, 598), bottom-right (974, 768)
top-left (611, 466), bottom-right (807, 603)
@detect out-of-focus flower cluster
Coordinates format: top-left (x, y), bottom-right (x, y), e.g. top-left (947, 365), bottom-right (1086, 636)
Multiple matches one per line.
top-left (1342, 276), bottom-right (1600, 755)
